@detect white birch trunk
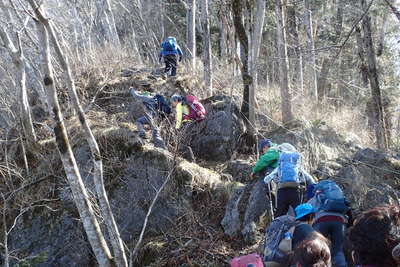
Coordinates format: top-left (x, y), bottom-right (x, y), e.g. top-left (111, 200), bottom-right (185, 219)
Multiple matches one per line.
top-left (47, 20), bottom-right (128, 267)
top-left (28, 1), bottom-right (113, 266)
top-left (201, 0), bottom-right (213, 94)
top-left (0, 27), bottom-right (36, 144)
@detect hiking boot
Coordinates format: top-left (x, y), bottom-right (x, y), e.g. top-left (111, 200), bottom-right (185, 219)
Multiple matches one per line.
top-left (152, 132), bottom-right (167, 149)
top-left (138, 130), bottom-right (147, 139)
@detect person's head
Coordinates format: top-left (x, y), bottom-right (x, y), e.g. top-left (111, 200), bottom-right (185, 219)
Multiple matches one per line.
top-left (293, 232), bottom-right (331, 267)
top-left (259, 139), bottom-right (272, 154)
top-left (171, 94), bottom-right (182, 107)
top-left (349, 205), bottom-right (400, 267)
top-left (295, 203), bottom-right (315, 224)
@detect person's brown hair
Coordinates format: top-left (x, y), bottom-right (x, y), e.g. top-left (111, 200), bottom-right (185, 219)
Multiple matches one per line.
top-left (349, 205), bottom-right (400, 267)
top-left (293, 232), bottom-right (331, 267)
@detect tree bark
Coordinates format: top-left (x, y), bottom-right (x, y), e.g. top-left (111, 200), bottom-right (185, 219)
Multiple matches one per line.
top-left (286, 0), bottom-right (302, 90)
top-left (201, 0), bottom-right (213, 94)
top-left (219, 11), bottom-right (228, 61)
top-left (250, 0), bottom-right (266, 125)
top-left (303, 0), bottom-right (318, 99)
top-left (276, 0), bottom-right (294, 124)
top-left (355, 26), bottom-right (369, 87)
top-left (316, 0), bottom-right (344, 102)
top-left (232, 0), bottom-right (252, 119)
top-left (188, 0), bottom-right (196, 72)
top-left (28, 1), bottom-right (114, 266)
top-left (361, 0), bottom-right (388, 149)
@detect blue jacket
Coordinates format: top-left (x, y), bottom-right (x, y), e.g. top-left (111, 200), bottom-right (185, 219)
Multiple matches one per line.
top-left (159, 38), bottom-right (183, 58)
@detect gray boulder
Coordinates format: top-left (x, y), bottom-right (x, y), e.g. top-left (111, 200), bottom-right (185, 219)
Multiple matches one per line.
top-left (226, 159), bottom-right (253, 182)
top-left (9, 135), bottom-right (224, 266)
top-left (221, 178), bottom-right (273, 244)
top-left (185, 95), bottom-right (246, 162)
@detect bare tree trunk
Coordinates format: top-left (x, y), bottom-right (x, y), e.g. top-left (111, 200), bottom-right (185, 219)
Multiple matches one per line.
top-left (201, 0), bottom-right (213, 94)
top-left (377, 14), bottom-right (387, 57)
top-left (219, 12), bottom-right (228, 62)
top-left (232, 0), bottom-right (252, 119)
top-left (188, 0), bottom-right (196, 72)
top-left (286, 0), bottom-right (302, 90)
top-left (96, 0), bottom-right (120, 46)
top-left (361, 0), bottom-right (388, 149)
top-left (28, 1), bottom-right (113, 266)
top-left (0, 27), bottom-right (36, 144)
top-left (316, 0), bottom-right (344, 102)
top-left (250, 0), bottom-right (266, 125)
top-left (355, 26), bottom-right (369, 87)
top-left (276, 0), bottom-right (294, 124)
top-left (303, 0), bottom-right (318, 99)
top-left (33, 6), bottom-right (128, 267)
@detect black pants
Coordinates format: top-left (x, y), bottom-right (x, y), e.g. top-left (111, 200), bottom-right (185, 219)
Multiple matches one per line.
top-left (276, 187), bottom-right (300, 217)
top-left (164, 54), bottom-right (178, 76)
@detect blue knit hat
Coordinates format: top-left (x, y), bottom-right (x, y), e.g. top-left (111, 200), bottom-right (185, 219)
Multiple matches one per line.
top-left (295, 203), bottom-right (315, 220)
top-left (259, 139), bottom-right (272, 151)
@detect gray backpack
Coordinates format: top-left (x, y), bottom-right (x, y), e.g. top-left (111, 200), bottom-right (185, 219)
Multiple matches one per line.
top-left (263, 215), bottom-right (298, 265)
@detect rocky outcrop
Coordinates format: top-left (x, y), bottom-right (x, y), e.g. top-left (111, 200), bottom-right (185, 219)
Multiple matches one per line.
top-left (184, 95), bottom-right (246, 162)
top-left (8, 139), bottom-right (224, 266)
top-left (226, 159), bottom-right (253, 183)
top-left (221, 178), bottom-right (274, 244)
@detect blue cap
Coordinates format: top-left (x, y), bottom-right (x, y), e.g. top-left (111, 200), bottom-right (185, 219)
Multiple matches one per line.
top-left (295, 203), bottom-right (315, 220)
top-left (259, 139), bottom-right (272, 151)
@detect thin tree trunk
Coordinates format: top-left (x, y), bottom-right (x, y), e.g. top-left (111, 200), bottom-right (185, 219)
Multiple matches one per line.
top-left (355, 26), bottom-right (369, 87)
top-left (276, 0), bottom-right (294, 123)
top-left (188, 0), bottom-right (196, 72)
top-left (250, 0), bottom-right (266, 125)
top-left (286, 0), bottom-right (301, 88)
top-left (96, 0), bottom-right (120, 46)
top-left (232, 0), bottom-right (252, 119)
top-left (377, 14), bottom-right (387, 57)
top-left (201, 0), bottom-right (212, 94)
top-left (361, 0), bottom-right (388, 149)
top-left (316, 0), bottom-right (344, 102)
top-left (28, 1), bottom-right (113, 266)
top-left (36, 9), bottom-right (128, 267)
top-left (0, 27), bottom-right (36, 144)
top-left (219, 12), bottom-right (228, 61)
top-left (303, 0), bottom-right (318, 99)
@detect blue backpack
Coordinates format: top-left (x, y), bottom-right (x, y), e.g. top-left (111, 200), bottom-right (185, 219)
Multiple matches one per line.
top-left (313, 180), bottom-right (349, 213)
top-left (154, 94), bottom-right (171, 116)
top-left (162, 38), bottom-right (177, 53)
top-left (278, 152), bottom-right (300, 183)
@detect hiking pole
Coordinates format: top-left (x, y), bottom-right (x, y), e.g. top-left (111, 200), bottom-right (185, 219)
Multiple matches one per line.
top-left (267, 182), bottom-right (275, 220)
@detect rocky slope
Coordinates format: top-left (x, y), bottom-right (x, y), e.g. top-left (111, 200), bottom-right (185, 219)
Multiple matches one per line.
top-left (3, 68), bottom-right (400, 266)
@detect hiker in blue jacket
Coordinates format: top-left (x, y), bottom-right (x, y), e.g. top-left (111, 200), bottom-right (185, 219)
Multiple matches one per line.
top-left (159, 37), bottom-right (183, 77)
top-left (308, 180), bottom-right (353, 267)
top-left (264, 149), bottom-right (316, 217)
top-left (130, 88), bottom-right (171, 149)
